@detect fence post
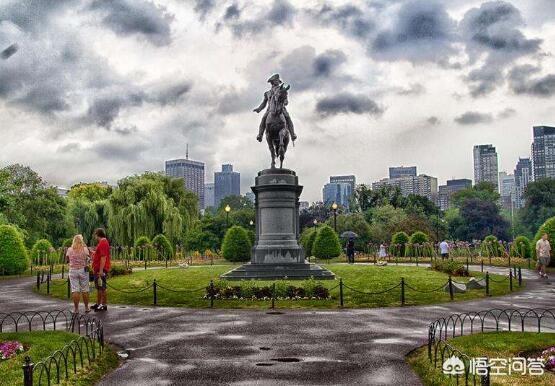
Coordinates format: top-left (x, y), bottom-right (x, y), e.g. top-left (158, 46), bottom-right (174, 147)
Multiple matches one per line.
top-left (513, 266), bottom-right (517, 280)
top-left (47, 273), bottom-right (50, 295)
top-left (22, 356), bottom-right (33, 386)
top-left (485, 272), bottom-right (490, 296)
top-left (508, 254), bottom-right (511, 267)
top-left (518, 267), bottom-right (522, 286)
top-left (481, 365), bottom-right (491, 386)
top-left (271, 283), bottom-right (276, 309)
top-left (400, 277), bottom-right (405, 306)
top-left (36, 272), bottom-right (40, 291)
top-left (67, 279), bottom-right (70, 299)
top-left (209, 280), bottom-right (215, 308)
top-left (144, 258), bottom-right (147, 271)
top-left (481, 260), bottom-right (484, 273)
top-left (466, 256), bottom-right (469, 272)
top-left (509, 270), bottom-right (513, 292)
top-left (528, 258), bottom-right (531, 269)
top-left (448, 276), bottom-right (454, 301)
top-left (153, 279), bottom-right (157, 306)
top-left (339, 278), bottom-right (344, 308)
top-left (61, 264), bottom-right (65, 279)
top-left (30, 260), bottom-right (33, 275)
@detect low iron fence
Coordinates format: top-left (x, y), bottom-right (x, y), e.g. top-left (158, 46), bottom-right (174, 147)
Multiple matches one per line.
top-left (427, 308), bottom-right (555, 386)
top-left (0, 310), bottom-right (104, 386)
top-left (39, 267), bottom-right (523, 309)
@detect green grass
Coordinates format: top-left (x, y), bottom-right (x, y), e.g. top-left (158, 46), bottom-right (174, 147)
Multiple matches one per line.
top-left (407, 332), bottom-right (555, 385)
top-left (35, 264), bottom-right (522, 309)
top-left (0, 331), bottom-right (118, 386)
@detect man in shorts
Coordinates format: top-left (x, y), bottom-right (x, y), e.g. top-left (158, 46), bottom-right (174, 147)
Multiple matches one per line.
top-left (91, 228), bottom-right (111, 312)
top-left (439, 240), bottom-right (449, 259)
top-left (536, 233), bottom-right (551, 279)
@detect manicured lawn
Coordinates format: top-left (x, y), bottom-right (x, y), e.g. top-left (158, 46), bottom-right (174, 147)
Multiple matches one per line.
top-left (0, 331), bottom-right (118, 386)
top-left (36, 264), bottom-right (521, 309)
top-left (407, 332), bottom-right (555, 385)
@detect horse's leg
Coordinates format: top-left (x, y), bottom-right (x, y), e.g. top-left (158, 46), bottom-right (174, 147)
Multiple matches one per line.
top-left (266, 131), bottom-right (276, 168)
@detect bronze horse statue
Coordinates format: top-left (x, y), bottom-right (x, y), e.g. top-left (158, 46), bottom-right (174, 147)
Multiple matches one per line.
top-left (263, 83), bottom-right (291, 168)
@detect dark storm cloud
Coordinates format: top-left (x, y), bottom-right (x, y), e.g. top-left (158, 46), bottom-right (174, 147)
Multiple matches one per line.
top-left (316, 93), bottom-right (383, 117)
top-left (223, 4), bottom-right (240, 20)
top-left (0, 0), bottom-right (72, 32)
top-left (1, 43), bottom-right (18, 59)
top-left (508, 65), bottom-right (555, 97)
top-left (194, 0), bottom-right (216, 20)
top-left (152, 81), bottom-right (192, 106)
top-left (454, 111), bottom-right (493, 125)
top-left (90, 0), bottom-right (174, 46)
top-left (370, 0), bottom-right (456, 63)
top-left (497, 107), bottom-right (516, 119)
top-left (465, 67), bottom-right (504, 97)
top-left (427, 116), bottom-right (440, 125)
top-left (311, 4), bottom-right (374, 39)
top-left (313, 50), bottom-right (347, 77)
top-left (224, 0), bottom-right (295, 37)
top-left (87, 94), bottom-right (144, 128)
top-left (90, 141), bottom-right (148, 161)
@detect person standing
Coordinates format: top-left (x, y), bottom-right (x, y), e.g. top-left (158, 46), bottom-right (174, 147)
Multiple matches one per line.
top-left (346, 238), bottom-right (355, 264)
top-left (536, 233), bottom-right (551, 279)
top-left (378, 243), bottom-right (387, 259)
top-left (66, 235), bottom-right (90, 313)
top-left (439, 240), bottom-right (449, 260)
top-left (91, 228), bottom-right (111, 312)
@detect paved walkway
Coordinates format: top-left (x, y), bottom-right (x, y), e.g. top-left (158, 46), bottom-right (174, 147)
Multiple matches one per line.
top-left (0, 266), bottom-right (553, 385)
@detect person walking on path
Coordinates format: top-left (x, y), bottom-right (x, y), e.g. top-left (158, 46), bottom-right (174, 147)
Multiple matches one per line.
top-left (378, 243), bottom-right (387, 259)
top-left (346, 238), bottom-right (355, 264)
top-left (439, 240), bottom-right (449, 260)
top-left (536, 233), bottom-right (551, 279)
top-left (91, 228), bottom-right (111, 312)
top-left (66, 235), bottom-right (91, 313)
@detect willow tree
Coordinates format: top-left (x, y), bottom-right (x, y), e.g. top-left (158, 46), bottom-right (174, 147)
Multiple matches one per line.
top-left (107, 173), bottom-right (197, 246)
top-left (67, 198), bottom-right (109, 244)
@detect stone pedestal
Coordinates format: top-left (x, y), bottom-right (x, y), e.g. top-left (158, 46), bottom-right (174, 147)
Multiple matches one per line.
top-left (221, 169), bottom-right (334, 280)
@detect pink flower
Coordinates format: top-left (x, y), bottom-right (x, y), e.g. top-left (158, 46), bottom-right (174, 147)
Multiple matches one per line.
top-left (0, 341), bottom-right (24, 360)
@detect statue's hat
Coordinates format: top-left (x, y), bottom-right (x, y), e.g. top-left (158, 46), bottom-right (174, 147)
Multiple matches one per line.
top-left (267, 73), bottom-right (281, 83)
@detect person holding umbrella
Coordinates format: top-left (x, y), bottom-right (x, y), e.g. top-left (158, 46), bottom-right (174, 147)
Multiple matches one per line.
top-left (346, 237), bottom-right (355, 264)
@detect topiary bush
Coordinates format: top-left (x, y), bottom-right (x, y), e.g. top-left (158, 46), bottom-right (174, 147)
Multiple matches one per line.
top-left (510, 236), bottom-right (532, 259)
top-left (431, 259), bottom-right (469, 277)
top-left (534, 216), bottom-right (555, 266)
top-left (312, 225), bottom-right (341, 259)
top-left (406, 231), bottom-right (432, 257)
top-left (0, 224), bottom-right (29, 275)
top-left (390, 231), bottom-right (409, 257)
top-left (222, 225), bottom-right (252, 262)
top-left (300, 227), bottom-right (318, 257)
top-left (152, 234), bottom-right (174, 260)
top-left (31, 239), bottom-right (53, 265)
top-left (134, 236), bottom-right (151, 260)
top-left (481, 235), bottom-right (504, 257)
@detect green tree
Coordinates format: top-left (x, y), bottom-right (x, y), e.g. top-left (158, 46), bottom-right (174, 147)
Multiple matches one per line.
top-left (510, 236), bottom-right (532, 259)
top-left (0, 224), bottom-right (29, 274)
top-left (451, 182), bottom-right (500, 207)
top-left (30, 239), bottom-right (53, 265)
top-left (406, 231), bottom-right (432, 257)
top-left (519, 179), bottom-right (555, 235)
top-left (217, 195), bottom-right (254, 212)
top-left (300, 227), bottom-right (318, 257)
top-left (533, 216), bottom-right (555, 266)
top-left (449, 199), bottom-right (510, 241)
top-left (390, 231), bottom-right (409, 257)
top-left (68, 183), bottom-right (112, 201)
top-left (152, 234), bottom-right (174, 260)
top-left (221, 225), bottom-right (251, 262)
top-left (326, 213), bottom-right (371, 249)
top-left (312, 225), bottom-right (341, 259)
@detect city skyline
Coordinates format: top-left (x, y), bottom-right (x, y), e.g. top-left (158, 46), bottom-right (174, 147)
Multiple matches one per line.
top-left (2, 1), bottom-right (555, 203)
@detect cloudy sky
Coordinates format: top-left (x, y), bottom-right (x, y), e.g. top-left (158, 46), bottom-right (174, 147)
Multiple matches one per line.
top-left (1, 0), bottom-right (555, 202)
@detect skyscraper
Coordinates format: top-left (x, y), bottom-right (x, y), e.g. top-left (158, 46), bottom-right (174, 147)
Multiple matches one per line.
top-left (514, 158), bottom-right (532, 209)
top-left (329, 175), bottom-right (356, 193)
top-left (204, 183), bottom-right (215, 209)
top-left (473, 144), bottom-right (498, 190)
top-left (165, 156), bottom-right (205, 209)
top-left (322, 182), bottom-right (352, 208)
top-left (531, 125), bottom-right (555, 180)
top-left (372, 174), bottom-right (438, 201)
top-left (437, 178), bottom-right (472, 211)
top-left (389, 166), bottom-right (417, 179)
top-left (214, 164), bottom-right (240, 208)
top-left (498, 171), bottom-right (515, 211)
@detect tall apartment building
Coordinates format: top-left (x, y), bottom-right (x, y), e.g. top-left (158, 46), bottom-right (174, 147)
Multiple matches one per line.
top-left (372, 174), bottom-right (438, 201)
top-left (214, 164), bottom-right (240, 208)
top-left (323, 182), bottom-right (352, 208)
top-left (531, 126), bottom-right (555, 180)
top-left (437, 178), bottom-right (472, 211)
top-left (389, 166), bottom-right (417, 179)
top-left (204, 183), bottom-right (215, 209)
top-left (330, 175), bottom-right (356, 193)
top-left (498, 172), bottom-right (515, 210)
top-left (165, 156), bottom-right (205, 209)
top-left (514, 158), bottom-right (532, 209)
top-left (473, 144), bottom-right (499, 190)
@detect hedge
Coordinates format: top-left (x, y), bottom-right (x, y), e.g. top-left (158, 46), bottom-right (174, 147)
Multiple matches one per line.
top-left (152, 234), bottom-right (174, 260)
top-left (509, 236), bottom-right (532, 259)
top-left (390, 231), bottom-right (409, 257)
top-left (31, 239), bottom-right (53, 264)
top-left (534, 216), bottom-right (555, 266)
top-left (481, 235), bottom-right (504, 257)
top-left (0, 224), bottom-right (29, 275)
top-left (300, 227), bottom-right (317, 257)
top-left (222, 226), bottom-right (252, 262)
top-left (406, 231), bottom-right (433, 257)
top-left (312, 225), bottom-right (341, 259)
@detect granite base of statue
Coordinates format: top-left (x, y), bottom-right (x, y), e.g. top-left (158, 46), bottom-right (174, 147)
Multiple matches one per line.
top-left (221, 168), bottom-right (334, 280)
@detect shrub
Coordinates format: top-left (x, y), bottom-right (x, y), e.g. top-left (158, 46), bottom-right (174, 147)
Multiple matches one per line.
top-left (510, 236), bottom-right (532, 259)
top-left (31, 239), bottom-right (53, 264)
top-left (390, 231), bottom-right (409, 257)
top-left (0, 225), bottom-right (29, 275)
top-left (300, 227), bottom-right (317, 257)
top-left (534, 216), bottom-right (555, 266)
top-left (222, 226), bottom-right (252, 262)
top-left (152, 234), bottom-right (174, 260)
top-left (134, 236), bottom-right (151, 260)
top-left (134, 236), bottom-right (151, 248)
top-left (62, 238), bottom-right (73, 248)
top-left (481, 235), bottom-right (504, 257)
top-left (406, 231), bottom-right (432, 257)
top-left (109, 263), bottom-right (132, 277)
top-left (312, 225), bottom-right (341, 259)
top-left (431, 260), bottom-right (469, 277)
top-left (208, 278), bottom-right (331, 300)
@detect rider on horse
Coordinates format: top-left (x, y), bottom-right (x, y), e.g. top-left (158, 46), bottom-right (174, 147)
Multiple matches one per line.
top-left (254, 74), bottom-right (297, 142)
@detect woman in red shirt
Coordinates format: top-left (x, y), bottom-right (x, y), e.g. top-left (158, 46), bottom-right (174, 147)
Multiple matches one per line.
top-left (91, 228), bottom-right (111, 312)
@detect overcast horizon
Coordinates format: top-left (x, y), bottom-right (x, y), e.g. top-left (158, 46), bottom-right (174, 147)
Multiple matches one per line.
top-left (1, 0), bottom-right (555, 202)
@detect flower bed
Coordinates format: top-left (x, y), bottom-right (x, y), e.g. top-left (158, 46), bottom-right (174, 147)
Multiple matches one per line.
top-left (205, 279), bottom-right (331, 300)
top-left (541, 346), bottom-right (555, 372)
top-left (0, 340), bottom-right (25, 360)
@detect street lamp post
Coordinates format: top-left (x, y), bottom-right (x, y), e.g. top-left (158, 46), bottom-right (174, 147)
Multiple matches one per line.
top-left (331, 202), bottom-right (338, 233)
top-left (225, 205), bottom-right (231, 228)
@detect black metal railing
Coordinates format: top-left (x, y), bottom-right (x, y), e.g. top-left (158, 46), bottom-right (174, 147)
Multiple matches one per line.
top-left (0, 310), bottom-right (104, 386)
top-left (427, 308), bottom-right (555, 386)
